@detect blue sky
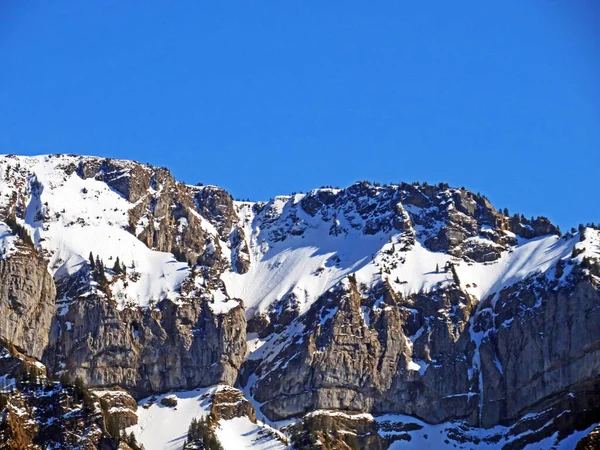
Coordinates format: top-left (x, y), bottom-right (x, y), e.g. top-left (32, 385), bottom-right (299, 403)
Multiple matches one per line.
top-left (1, 1), bottom-right (599, 230)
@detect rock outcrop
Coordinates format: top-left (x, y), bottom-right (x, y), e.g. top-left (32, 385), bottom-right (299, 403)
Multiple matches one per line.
top-left (246, 266), bottom-right (600, 441)
top-left (0, 249), bottom-right (56, 360)
top-left (476, 272), bottom-right (600, 428)
top-left (45, 268), bottom-right (247, 396)
top-left (247, 278), bottom-right (478, 423)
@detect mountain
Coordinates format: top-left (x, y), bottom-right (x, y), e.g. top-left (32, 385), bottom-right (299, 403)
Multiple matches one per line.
top-left (0, 154), bottom-right (599, 449)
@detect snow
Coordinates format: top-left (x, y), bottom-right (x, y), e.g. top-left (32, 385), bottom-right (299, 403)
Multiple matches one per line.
top-left (224, 197), bottom-right (398, 316)
top-left (413, 359), bottom-right (429, 376)
top-left (1, 155), bottom-right (585, 318)
top-left (0, 155), bottom-right (190, 308)
top-left (209, 289), bottom-right (241, 315)
top-left (225, 216), bottom-right (579, 323)
top-left (303, 409), bottom-right (373, 420)
top-left (0, 154), bottom-right (595, 318)
top-left (128, 388), bottom-right (214, 450)
top-left (215, 417), bottom-right (287, 450)
top-left (319, 306), bottom-right (338, 325)
top-left (366, 239), bottom-right (453, 297)
top-left (209, 298), bottom-right (241, 315)
top-left (0, 222), bottom-right (17, 259)
top-left (222, 235), bottom-right (378, 317)
top-left (573, 228), bottom-right (600, 265)
top-left (378, 413), bottom-right (597, 450)
top-left (129, 387), bottom-right (287, 450)
top-left (456, 234), bottom-right (576, 301)
top-left (1, 155), bottom-right (598, 450)
top-left (91, 388), bottom-right (133, 398)
top-left (406, 360), bottom-right (421, 372)
top-left (226, 195), bottom-right (586, 323)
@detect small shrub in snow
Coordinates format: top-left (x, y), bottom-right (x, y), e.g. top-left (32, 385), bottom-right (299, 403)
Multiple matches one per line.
top-left (160, 395), bottom-right (178, 407)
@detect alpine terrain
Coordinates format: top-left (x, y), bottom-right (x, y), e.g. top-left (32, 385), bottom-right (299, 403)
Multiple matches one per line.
top-left (0, 154), bottom-right (599, 450)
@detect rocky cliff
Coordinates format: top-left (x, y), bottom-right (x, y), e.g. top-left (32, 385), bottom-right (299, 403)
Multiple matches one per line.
top-left (0, 154), bottom-right (598, 449)
top-left (0, 247), bottom-right (56, 360)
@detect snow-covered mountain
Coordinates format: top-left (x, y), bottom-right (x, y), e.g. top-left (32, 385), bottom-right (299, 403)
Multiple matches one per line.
top-left (0, 154), bottom-right (599, 449)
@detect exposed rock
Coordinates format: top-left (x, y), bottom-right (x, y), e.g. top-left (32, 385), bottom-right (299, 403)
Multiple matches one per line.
top-left (160, 395), bottom-right (178, 408)
top-left (509, 215), bottom-right (560, 240)
top-left (477, 274), bottom-right (600, 428)
top-left (287, 411), bottom-right (385, 450)
top-left (0, 359), bottom-right (136, 450)
top-left (44, 268), bottom-right (247, 397)
top-left (0, 249), bottom-right (56, 360)
top-left (250, 279), bottom-right (477, 423)
top-left (195, 186), bottom-right (237, 237)
top-left (230, 226), bottom-right (251, 274)
top-left (92, 387), bottom-right (139, 430)
top-left (210, 386), bottom-right (256, 422)
top-left (248, 267), bottom-right (600, 442)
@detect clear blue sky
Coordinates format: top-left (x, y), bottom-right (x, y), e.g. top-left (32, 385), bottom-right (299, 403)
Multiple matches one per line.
top-left (1, 1), bottom-right (599, 230)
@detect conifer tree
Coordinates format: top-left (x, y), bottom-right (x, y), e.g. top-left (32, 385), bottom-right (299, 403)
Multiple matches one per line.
top-left (113, 257), bottom-right (122, 274)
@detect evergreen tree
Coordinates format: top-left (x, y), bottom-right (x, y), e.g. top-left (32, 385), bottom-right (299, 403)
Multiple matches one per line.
top-left (187, 416), bottom-right (224, 450)
top-left (5, 215), bottom-right (34, 246)
top-left (450, 263), bottom-right (461, 286)
top-left (579, 224), bottom-right (586, 242)
top-left (113, 257), bottom-right (122, 274)
top-left (89, 252), bottom-right (95, 270)
top-left (93, 256), bottom-right (107, 285)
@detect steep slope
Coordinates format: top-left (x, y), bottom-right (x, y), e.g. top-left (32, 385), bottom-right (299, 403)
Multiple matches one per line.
top-left (0, 155), bottom-right (247, 396)
top-left (0, 153), bottom-right (598, 449)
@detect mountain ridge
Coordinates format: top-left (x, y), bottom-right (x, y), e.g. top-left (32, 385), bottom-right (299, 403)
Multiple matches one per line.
top-left (0, 153), bottom-right (599, 449)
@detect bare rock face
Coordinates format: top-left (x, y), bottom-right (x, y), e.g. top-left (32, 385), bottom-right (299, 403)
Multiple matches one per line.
top-left (91, 387), bottom-right (139, 430)
top-left (475, 272), bottom-right (600, 429)
top-left (247, 266), bottom-right (600, 440)
top-left (210, 386), bottom-right (256, 422)
top-left (288, 412), bottom-right (386, 450)
top-left (0, 344), bottom-right (123, 450)
top-left (248, 279), bottom-right (478, 423)
top-left (0, 249), bottom-right (56, 360)
top-left (45, 269), bottom-right (247, 397)
top-left (0, 386), bottom-right (112, 449)
top-left (195, 186), bottom-right (236, 237)
top-left (76, 157), bottom-right (154, 204)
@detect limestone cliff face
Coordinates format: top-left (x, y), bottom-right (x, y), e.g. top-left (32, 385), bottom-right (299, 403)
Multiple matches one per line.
top-left (247, 279), bottom-right (478, 423)
top-left (477, 272), bottom-right (600, 428)
top-left (246, 269), bottom-right (600, 440)
top-left (45, 268), bottom-right (247, 397)
top-left (0, 249), bottom-right (56, 360)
